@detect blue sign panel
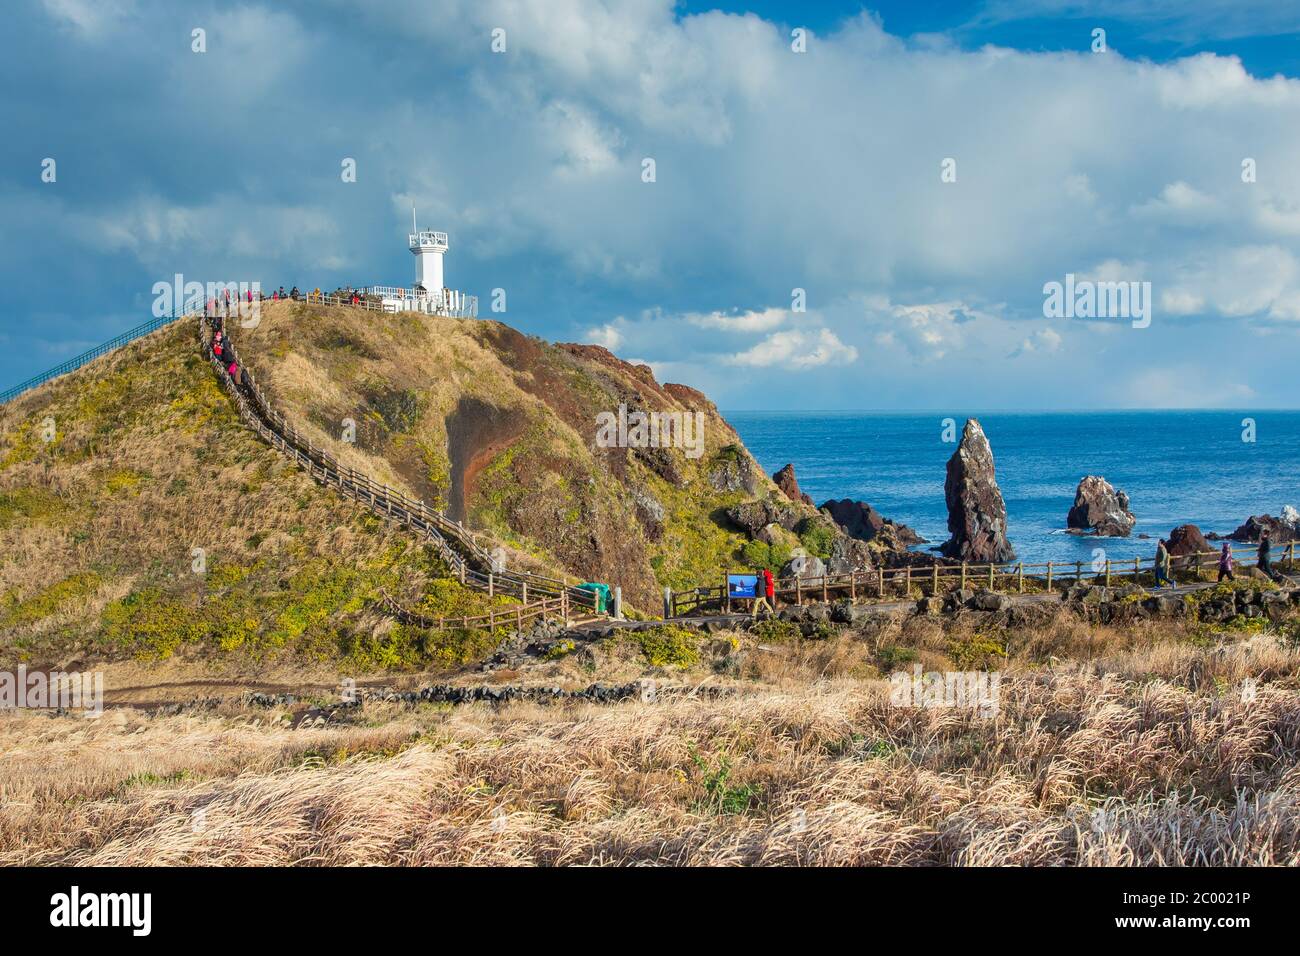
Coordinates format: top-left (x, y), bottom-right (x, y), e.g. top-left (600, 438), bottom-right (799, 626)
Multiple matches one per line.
top-left (727, 574), bottom-right (759, 599)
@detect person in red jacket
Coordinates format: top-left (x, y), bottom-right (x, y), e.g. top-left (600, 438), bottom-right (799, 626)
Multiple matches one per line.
top-left (763, 567), bottom-right (775, 605)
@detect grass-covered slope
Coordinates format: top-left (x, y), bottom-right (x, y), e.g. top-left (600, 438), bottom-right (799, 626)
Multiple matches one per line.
top-left (233, 301), bottom-right (788, 608)
top-left (0, 319), bottom-right (510, 669)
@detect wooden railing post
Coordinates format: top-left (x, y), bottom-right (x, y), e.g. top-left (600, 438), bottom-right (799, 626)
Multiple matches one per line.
top-left (932, 564), bottom-right (939, 595)
top-left (1017, 563), bottom-right (1024, 593)
top-left (1104, 559), bottom-right (1111, 588)
top-left (960, 562), bottom-right (967, 591)
top-left (988, 563), bottom-right (995, 590)
top-left (1046, 561), bottom-right (1053, 592)
top-left (878, 567), bottom-right (884, 598)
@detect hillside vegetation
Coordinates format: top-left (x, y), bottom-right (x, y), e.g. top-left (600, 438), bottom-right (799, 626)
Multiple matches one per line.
top-left (0, 319), bottom-right (512, 669)
top-left (229, 301), bottom-right (786, 606)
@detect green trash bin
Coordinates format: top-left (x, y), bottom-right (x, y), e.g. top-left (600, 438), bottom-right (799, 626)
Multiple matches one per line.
top-left (575, 582), bottom-right (610, 614)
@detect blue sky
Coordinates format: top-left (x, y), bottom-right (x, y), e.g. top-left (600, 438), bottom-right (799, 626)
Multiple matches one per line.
top-left (3, 0), bottom-right (1300, 410)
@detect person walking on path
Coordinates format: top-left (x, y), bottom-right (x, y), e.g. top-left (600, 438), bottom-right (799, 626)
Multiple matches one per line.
top-left (1258, 533), bottom-right (1274, 580)
top-left (1154, 538), bottom-right (1173, 588)
top-left (763, 567), bottom-right (776, 609)
top-left (1217, 543), bottom-right (1235, 583)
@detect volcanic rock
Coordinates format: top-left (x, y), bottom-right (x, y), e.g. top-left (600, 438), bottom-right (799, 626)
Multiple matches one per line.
top-left (725, 498), bottom-right (801, 536)
top-left (940, 419), bottom-right (1016, 563)
top-left (780, 554), bottom-right (827, 580)
top-left (773, 463), bottom-right (814, 506)
top-left (825, 535), bottom-right (874, 575)
top-left (1066, 475), bottom-right (1136, 536)
top-left (1166, 524), bottom-right (1211, 567)
top-left (821, 499), bottom-right (926, 547)
top-left (1228, 512), bottom-right (1300, 544)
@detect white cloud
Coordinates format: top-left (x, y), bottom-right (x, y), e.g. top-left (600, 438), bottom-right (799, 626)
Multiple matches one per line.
top-left (725, 329), bottom-right (857, 369)
top-left (584, 320), bottom-right (624, 349)
top-left (686, 307), bottom-right (788, 333)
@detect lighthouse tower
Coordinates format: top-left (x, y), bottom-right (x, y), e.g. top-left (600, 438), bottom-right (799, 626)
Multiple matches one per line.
top-left (372, 209), bottom-right (477, 317)
top-left (409, 208), bottom-right (448, 295)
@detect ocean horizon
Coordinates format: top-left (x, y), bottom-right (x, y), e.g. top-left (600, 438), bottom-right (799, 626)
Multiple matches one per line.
top-left (725, 409), bottom-right (1300, 565)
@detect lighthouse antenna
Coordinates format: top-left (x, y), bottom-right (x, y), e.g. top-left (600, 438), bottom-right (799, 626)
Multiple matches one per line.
top-left (412, 204), bottom-right (417, 235)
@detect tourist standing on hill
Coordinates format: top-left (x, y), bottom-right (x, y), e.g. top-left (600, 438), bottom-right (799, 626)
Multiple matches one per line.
top-left (1154, 539), bottom-right (1172, 588)
top-left (762, 567), bottom-right (775, 608)
top-left (1217, 543), bottom-right (1235, 582)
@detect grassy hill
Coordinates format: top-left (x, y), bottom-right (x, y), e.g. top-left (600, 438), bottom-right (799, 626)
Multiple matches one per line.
top-left (0, 303), bottom-right (796, 668)
top-left (0, 318), bottom-right (515, 670)
top-left (227, 301), bottom-right (786, 606)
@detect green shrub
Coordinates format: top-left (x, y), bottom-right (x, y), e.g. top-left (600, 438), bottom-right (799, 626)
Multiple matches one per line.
top-left (689, 746), bottom-right (763, 815)
top-left (751, 618), bottom-right (799, 643)
top-left (876, 644), bottom-right (919, 671)
top-left (739, 539), bottom-right (792, 574)
top-left (798, 523), bottom-right (836, 559)
top-left (632, 625), bottom-right (700, 668)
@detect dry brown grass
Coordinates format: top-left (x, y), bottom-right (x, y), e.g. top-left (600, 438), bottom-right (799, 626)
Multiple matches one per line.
top-left (4, 633), bottom-right (1298, 866)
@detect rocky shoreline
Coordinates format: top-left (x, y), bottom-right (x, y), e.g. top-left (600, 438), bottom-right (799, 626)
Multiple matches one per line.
top-left (757, 417), bottom-right (1298, 576)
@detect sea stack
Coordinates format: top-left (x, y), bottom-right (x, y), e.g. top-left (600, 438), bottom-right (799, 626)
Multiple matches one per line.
top-left (772, 463), bottom-right (814, 506)
top-left (941, 418), bottom-right (1016, 563)
top-left (1066, 475), bottom-right (1136, 537)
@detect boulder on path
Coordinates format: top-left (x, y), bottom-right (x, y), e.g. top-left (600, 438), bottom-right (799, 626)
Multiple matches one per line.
top-left (780, 553), bottom-right (827, 581)
top-left (1066, 475), bottom-right (1136, 536)
top-left (940, 419), bottom-right (1016, 563)
top-left (772, 463), bottom-right (814, 506)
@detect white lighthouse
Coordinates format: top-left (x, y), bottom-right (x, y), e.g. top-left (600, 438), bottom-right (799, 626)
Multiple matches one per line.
top-left (409, 207), bottom-right (447, 294)
top-left (371, 208), bottom-right (477, 317)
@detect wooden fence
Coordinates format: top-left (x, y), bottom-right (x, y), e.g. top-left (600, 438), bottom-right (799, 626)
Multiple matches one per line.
top-left (670, 545), bottom-right (1298, 617)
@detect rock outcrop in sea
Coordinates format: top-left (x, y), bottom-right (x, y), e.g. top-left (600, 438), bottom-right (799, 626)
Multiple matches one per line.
top-left (940, 418), bottom-right (1016, 563)
top-left (1167, 524), bottom-right (1211, 567)
top-left (1066, 475), bottom-right (1136, 537)
top-left (772, 463), bottom-right (814, 506)
top-left (1228, 510), bottom-right (1300, 544)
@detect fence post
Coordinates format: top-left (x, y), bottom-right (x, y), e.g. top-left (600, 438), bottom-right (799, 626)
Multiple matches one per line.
top-left (613, 586), bottom-right (623, 620)
top-left (904, 566), bottom-right (911, 596)
top-left (932, 564), bottom-right (939, 595)
top-left (878, 567), bottom-right (884, 598)
top-left (521, 581), bottom-right (527, 604)
top-left (989, 563), bottom-right (995, 590)
top-left (1017, 563), bottom-right (1024, 593)
top-left (663, 587), bottom-right (672, 619)
top-left (960, 562), bottom-right (967, 591)
top-left (488, 573), bottom-right (494, 598)
top-left (1075, 561), bottom-right (1082, 584)
top-left (1105, 559), bottom-right (1111, 588)
top-left (1046, 561), bottom-right (1053, 593)
top-left (561, 590), bottom-right (569, 625)
top-left (724, 572), bottom-right (731, 614)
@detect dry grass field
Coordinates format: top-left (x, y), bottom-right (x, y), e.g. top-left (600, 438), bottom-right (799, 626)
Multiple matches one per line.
top-left (4, 615), bottom-right (1298, 867)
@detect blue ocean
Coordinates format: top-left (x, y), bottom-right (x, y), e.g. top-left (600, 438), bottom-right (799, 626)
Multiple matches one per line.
top-left (725, 411), bottom-right (1300, 564)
